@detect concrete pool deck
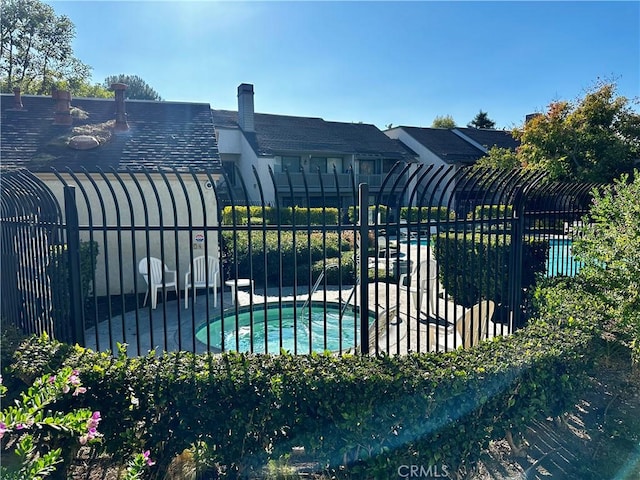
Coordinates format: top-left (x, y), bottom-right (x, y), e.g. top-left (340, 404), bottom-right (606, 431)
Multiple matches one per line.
top-left (83, 242), bottom-right (510, 356)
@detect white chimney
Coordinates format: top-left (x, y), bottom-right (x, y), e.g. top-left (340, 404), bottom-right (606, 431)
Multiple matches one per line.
top-left (237, 83), bottom-right (255, 132)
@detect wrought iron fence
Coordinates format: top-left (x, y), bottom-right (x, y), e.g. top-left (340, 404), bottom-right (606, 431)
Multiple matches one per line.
top-left (1, 165), bottom-right (595, 356)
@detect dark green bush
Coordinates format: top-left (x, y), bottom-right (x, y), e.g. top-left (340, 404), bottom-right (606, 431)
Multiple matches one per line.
top-left (222, 206), bottom-right (340, 226)
top-left (222, 231), bottom-right (349, 286)
top-left (47, 240), bottom-right (99, 331)
top-left (345, 205), bottom-right (395, 224)
top-left (312, 251), bottom-right (357, 285)
top-left (468, 204), bottom-right (513, 220)
top-left (7, 317), bottom-right (595, 479)
top-left (433, 233), bottom-right (548, 307)
top-left (400, 206), bottom-right (453, 222)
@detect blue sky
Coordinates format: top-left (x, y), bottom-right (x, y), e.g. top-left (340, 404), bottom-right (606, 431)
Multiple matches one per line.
top-left (49, 1), bottom-right (639, 130)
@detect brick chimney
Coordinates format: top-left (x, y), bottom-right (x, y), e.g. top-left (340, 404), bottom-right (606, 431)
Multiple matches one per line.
top-left (237, 83), bottom-right (255, 132)
top-left (525, 113), bottom-right (542, 124)
top-left (111, 83), bottom-right (129, 131)
top-left (52, 89), bottom-right (72, 125)
top-left (13, 87), bottom-right (23, 110)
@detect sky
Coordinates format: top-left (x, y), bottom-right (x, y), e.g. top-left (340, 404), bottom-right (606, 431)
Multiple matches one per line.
top-left (49, 0), bottom-right (640, 130)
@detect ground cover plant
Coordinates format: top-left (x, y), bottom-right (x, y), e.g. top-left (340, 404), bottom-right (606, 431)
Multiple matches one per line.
top-left (3, 313), bottom-right (596, 479)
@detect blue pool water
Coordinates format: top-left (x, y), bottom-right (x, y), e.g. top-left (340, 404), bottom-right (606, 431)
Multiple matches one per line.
top-left (195, 301), bottom-right (373, 354)
top-left (546, 238), bottom-right (583, 277)
top-left (405, 236), bottom-right (582, 277)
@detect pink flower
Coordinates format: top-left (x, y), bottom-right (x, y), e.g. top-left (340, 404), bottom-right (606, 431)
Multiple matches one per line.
top-left (15, 423), bottom-right (25, 430)
top-left (79, 435), bottom-right (88, 445)
top-left (62, 385), bottom-right (70, 394)
top-left (48, 375), bottom-right (56, 384)
top-left (142, 450), bottom-right (155, 466)
top-left (0, 421), bottom-right (7, 439)
top-left (73, 386), bottom-right (87, 396)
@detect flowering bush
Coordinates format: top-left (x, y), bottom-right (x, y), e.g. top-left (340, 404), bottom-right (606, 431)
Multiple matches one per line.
top-left (123, 450), bottom-right (156, 480)
top-left (0, 366), bottom-right (101, 479)
top-left (0, 365), bottom-right (155, 480)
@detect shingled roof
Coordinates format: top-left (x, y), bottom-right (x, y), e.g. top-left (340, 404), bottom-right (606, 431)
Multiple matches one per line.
top-left (1, 93), bottom-right (221, 173)
top-left (395, 126), bottom-right (519, 165)
top-left (398, 126), bottom-right (486, 164)
top-left (454, 127), bottom-right (520, 151)
top-left (212, 109), bottom-right (414, 160)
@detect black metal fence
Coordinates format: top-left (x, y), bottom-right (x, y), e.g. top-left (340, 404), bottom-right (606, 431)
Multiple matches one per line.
top-left (1, 165), bottom-right (596, 356)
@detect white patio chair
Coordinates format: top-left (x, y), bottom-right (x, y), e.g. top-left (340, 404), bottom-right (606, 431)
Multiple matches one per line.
top-left (184, 255), bottom-right (219, 308)
top-left (428, 299), bottom-right (496, 351)
top-left (368, 305), bottom-right (398, 354)
top-left (138, 257), bottom-right (177, 309)
top-left (399, 257), bottom-right (438, 316)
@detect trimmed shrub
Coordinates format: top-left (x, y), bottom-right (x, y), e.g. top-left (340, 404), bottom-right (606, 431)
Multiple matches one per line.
top-left (222, 206), bottom-right (340, 226)
top-left (312, 251), bottom-right (357, 286)
top-left (222, 231), bottom-right (349, 286)
top-left (433, 233), bottom-right (548, 307)
top-left (400, 206), bottom-right (453, 222)
top-left (468, 204), bottom-right (513, 220)
top-left (6, 318), bottom-right (595, 479)
top-left (47, 240), bottom-right (99, 333)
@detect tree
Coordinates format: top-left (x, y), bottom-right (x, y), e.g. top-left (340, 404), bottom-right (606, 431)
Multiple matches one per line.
top-left (468, 110), bottom-right (496, 129)
top-left (103, 74), bottom-right (162, 101)
top-left (516, 82), bottom-right (640, 182)
top-left (475, 146), bottom-right (520, 170)
top-left (50, 78), bottom-right (112, 98)
top-left (573, 171), bottom-right (640, 363)
top-left (431, 115), bottom-right (456, 128)
top-left (0, 0), bottom-right (90, 94)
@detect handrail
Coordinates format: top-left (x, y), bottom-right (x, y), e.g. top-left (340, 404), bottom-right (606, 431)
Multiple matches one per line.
top-left (298, 263), bottom-right (339, 320)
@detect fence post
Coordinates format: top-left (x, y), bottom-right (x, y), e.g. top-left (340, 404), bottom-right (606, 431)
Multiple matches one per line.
top-left (509, 185), bottom-right (526, 330)
top-left (64, 185), bottom-right (84, 345)
top-left (358, 183), bottom-right (370, 354)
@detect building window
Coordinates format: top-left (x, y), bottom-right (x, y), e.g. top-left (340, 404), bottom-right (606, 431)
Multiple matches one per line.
top-left (280, 156), bottom-right (301, 173)
top-left (327, 157), bottom-right (343, 174)
top-left (223, 161), bottom-right (236, 185)
top-left (310, 157), bottom-right (327, 173)
top-left (360, 160), bottom-right (376, 175)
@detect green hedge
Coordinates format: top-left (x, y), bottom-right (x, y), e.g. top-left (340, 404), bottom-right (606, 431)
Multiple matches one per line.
top-left (6, 318), bottom-right (596, 479)
top-left (222, 231), bottom-right (352, 286)
top-left (328, 205), bottom-right (453, 225)
top-left (345, 205), bottom-right (391, 224)
top-left (48, 240), bottom-right (99, 327)
top-left (468, 204), bottom-right (513, 220)
top-left (222, 206), bottom-right (340, 225)
top-left (433, 233), bottom-right (548, 307)
top-left (400, 206), bottom-right (453, 222)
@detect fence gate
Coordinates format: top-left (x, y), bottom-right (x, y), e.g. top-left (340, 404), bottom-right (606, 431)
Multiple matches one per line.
top-left (0, 169), bottom-right (74, 342)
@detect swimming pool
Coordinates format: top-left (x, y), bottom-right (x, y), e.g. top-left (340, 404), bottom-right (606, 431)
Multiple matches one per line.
top-left (195, 301), bottom-right (374, 354)
top-left (546, 238), bottom-right (583, 277)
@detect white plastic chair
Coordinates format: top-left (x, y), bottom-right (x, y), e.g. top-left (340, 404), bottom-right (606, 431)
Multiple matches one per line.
top-left (184, 255), bottom-right (219, 308)
top-left (455, 300), bottom-right (496, 349)
top-left (367, 305), bottom-right (398, 354)
top-left (138, 257), bottom-right (177, 309)
top-left (399, 257), bottom-right (438, 316)
top-left (429, 300), bottom-right (496, 351)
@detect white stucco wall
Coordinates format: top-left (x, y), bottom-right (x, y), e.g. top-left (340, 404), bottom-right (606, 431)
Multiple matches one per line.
top-left (40, 172), bottom-right (221, 297)
top-left (216, 127), bottom-right (276, 204)
top-left (215, 126), bottom-right (243, 154)
top-left (384, 128), bottom-right (456, 207)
